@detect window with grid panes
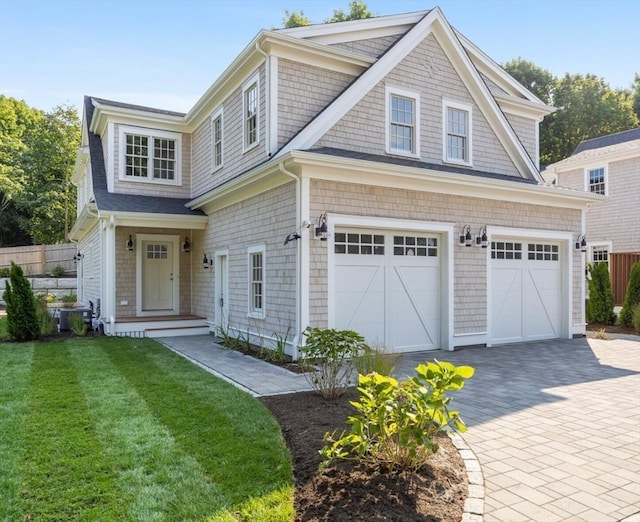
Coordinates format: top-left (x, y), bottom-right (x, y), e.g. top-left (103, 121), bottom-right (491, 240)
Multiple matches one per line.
top-left (446, 107), bottom-right (468, 162)
top-left (248, 246), bottom-right (265, 317)
top-left (588, 167), bottom-right (605, 195)
top-left (211, 111), bottom-right (223, 171)
top-left (244, 81), bottom-right (258, 149)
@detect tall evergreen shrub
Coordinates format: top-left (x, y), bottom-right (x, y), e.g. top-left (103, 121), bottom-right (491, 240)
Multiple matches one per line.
top-left (619, 262), bottom-right (640, 327)
top-left (3, 262), bottom-right (40, 341)
top-left (586, 262), bottom-right (616, 325)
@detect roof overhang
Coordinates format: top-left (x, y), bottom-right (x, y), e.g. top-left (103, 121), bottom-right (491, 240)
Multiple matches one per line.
top-left (546, 141), bottom-right (640, 174)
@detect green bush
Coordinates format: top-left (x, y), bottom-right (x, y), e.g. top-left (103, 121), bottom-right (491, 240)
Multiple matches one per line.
top-left (320, 361), bottom-right (475, 472)
top-left (632, 304), bottom-right (640, 333)
top-left (61, 294), bottom-right (78, 306)
top-left (52, 265), bottom-right (65, 277)
top-left (354, 343), bottom-right (398, 377)
top-left (0, 267), bottom-right (10, 278)
top-left (2, 262), bottom-right (40, 342)
top-left (69, 312), bottom-right (87, 336)
top-left (35, 295), bottom-right (56, 336)
top-left (300, 327), bottom-right (368, 399)
top-left (586, 262), bottom-right (616, 325)
top-left (619, 262), bottom-right (640, 327)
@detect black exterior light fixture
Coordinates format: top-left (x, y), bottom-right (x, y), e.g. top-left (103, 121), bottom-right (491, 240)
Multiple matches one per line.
top-left (126, 235), bottom-right (134, 251)
top-left (575, 235), bottom-right (587, 252)
top-left (315, 212), bottom-right (329, 241)
top-left (476, 226), bottom-right (488, 248)
top-left (202, 253), bottom-right (210, 269)
top-left (182, 237), bottom-right (191, 253)
top-left (459, 225), bottom-right (472, 247)
top-left (73, 251), bottom-right (84, 263)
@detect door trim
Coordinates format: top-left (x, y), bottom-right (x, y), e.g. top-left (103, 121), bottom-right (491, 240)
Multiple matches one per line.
top-left (136, 234), bottom-right (180, 316)
top-left (214, 249), bottom-right (229, 333)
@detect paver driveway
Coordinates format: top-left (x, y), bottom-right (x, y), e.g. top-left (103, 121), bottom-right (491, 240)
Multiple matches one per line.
top-left (396, 337), bottom-right (640, 522)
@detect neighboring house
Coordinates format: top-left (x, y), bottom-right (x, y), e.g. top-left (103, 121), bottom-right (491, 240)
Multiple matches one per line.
top-left (70, 8), bottom-right (602, 357)
top-left (544, 128), bottom-right (640, 305)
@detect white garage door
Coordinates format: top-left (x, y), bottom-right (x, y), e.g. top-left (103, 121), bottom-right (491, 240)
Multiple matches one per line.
top-left (490, 239), bottom-right (562, 344)
top-left (333, 229), bottom-right (440, 352)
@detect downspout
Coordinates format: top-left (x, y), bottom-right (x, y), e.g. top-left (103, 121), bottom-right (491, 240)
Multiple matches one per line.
top-left (279, 161), bottom-right (303, 360)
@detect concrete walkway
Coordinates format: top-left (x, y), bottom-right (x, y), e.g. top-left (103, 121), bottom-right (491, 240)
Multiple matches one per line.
top-left (160, 334), bottom-right (640, 522)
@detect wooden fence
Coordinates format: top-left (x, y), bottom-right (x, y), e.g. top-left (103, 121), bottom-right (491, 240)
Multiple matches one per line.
top-left (610, 252), bottom-right (640, 306)
top-left (0, 244), bottom-right (77, 276)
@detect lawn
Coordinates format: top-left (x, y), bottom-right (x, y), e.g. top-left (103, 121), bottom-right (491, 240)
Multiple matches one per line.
top-left (0, 334), bottom-right (294, 521)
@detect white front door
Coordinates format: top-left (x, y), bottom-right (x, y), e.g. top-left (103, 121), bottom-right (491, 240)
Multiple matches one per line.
top-left (490, 239), bottom-right (562, 344)
top-left (137, 235), bottom-right (179, 315)
top-left (215, 251), bottom-right (229, 332)
top-left (333, 229), bottom-right (441, 352)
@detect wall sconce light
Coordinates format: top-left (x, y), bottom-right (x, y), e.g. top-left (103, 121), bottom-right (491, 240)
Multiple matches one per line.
top-left (182, 237), bottom-right (191, 253)
top-left (475, 226), bottom-right (488, 248)
top-left (202, 253), bottom-right (212, 269)
top-left (73, 251), bottom-right (84, 263)
top-left (459, 225), bottom-right (472, 247)
top-left (126, 235), bottom-right (134, 251)
top-left (315, 212), bottom-right (329, 241)
top-left (575, 235), bottom-right (587, 252)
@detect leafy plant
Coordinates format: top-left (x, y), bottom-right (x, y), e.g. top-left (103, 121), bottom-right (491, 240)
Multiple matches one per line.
top-left (354, 343), bottom-right (398, 377)
top-left (2, 262), bottom-right (40, 342)
top-left (52, 265), bottom-right (65, 278)
top-left (267, 327), bottom-right (291, 362)
top-left (68, 312), bottom-right (87, 336)
top-left (35, 295), bottom-right (56, 336)
top-left (619, 262), bottom-right (640, 327)
top-left (586, 262), bottom-right (616, 325)
top-left (320, 361), bottom-right (474, 472)
top-left (0, 267), bottom-right (10, 278)
top-left (300, 327), bottom-right (368, 399)
top-left (60, 294), bottom-right (78, 306)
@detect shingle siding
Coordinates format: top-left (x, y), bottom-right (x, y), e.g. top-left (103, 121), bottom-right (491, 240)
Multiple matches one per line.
top-left (504, 112), bottom-right (538, 166)
top-left (329, 34), bottom-right (403, 58)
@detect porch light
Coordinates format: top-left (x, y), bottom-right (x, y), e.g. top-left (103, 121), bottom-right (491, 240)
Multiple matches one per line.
top-left (459, 225), bottom-right (472, 247)
top-left (475, 226), bottom-right (488, 248)
top-left (575, 235), bottom-right (587, 252)
top-left (73, 251), bottom-right (84, 262)
top-left (315, 212), bottom-right (329, 241)
top-left (182, 237), bottom-right (191, 253)
top-left (202, 253), bottom-right (210, 269)
top-left (126, 235), bottom-right (134, 251)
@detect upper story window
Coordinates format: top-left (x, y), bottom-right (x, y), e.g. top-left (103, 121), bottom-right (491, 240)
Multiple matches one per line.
top-left (211, 108), bottom-right (223, 172)
top-left (587, 167), bottom-right (606, 195)
top-left (119, 125), bottom-right (181, 185)
top-left (248, 245), bottom-right (265, 319)
top-left (385, 86), bottom-right (420, 158)
top-left (243, 74), bottom-right (260, 152)
top-left (443, 100), bottom-right (472, 166)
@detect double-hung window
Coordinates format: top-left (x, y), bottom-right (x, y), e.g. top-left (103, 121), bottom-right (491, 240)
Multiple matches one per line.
top-left (443, 100), bottom-right (472, 166)
top-left (587, 167), bottom-right (606, 195)
top-left (119, 126), bottom-right (181, 184)
top-left (385, 86), bottom-right (420, 158)
top-left (243, 74), bottom-right (260, 152)
top-left (211, 108), bottom-right (223, 172)
top-left (248, 245), bottom-right (265, 318)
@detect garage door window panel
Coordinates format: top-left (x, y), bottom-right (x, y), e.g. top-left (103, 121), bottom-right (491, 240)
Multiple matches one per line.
top-left (334, 232), bottom-right (384, 255)
top-left (393, 235), bottom-right (437, 257)
top-left (491, 242), bottom-right (522, 260)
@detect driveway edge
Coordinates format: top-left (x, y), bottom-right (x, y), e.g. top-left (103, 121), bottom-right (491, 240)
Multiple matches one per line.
top-left (449, 431), bottom-right (485, 522)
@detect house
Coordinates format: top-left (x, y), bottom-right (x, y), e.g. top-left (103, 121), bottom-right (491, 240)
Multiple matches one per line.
top-left (70, 7), bottom-right (603, 357)
top-left (543, 128), bottom-right (640, 305)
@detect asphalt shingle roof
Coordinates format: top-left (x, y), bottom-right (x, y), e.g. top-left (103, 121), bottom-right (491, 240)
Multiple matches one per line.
top-left (572, 128), bottom-right (640, 155)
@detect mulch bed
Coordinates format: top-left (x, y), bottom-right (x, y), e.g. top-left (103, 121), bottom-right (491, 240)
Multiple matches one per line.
top-left (262, 388), bottom-right (468, 521)
top-left (586, 323), bottom-right (639, 337)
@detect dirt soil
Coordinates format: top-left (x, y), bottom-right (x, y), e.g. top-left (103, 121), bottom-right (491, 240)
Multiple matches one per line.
top-left (586, 323), bottom-right (639, 337)
top-left (262, 388), bottom-right (468, 522)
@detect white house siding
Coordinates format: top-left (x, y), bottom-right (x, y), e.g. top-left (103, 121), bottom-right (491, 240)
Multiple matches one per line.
top-left (503, 112), bottom-right (538, 167)
top-left (315, 33), bottom-right (520, 178)
top-left (110, 123), bottom-right (192, 199)
top-left (480, 73), bottom-right (508, 97)
top-left (329, 34), bottom-right (403, 58)
top-left (309, 179), bottom-right (582, 335)
top-left (78, 224), bottom-right (101, 310)
top-left (192, 182), bottom-right (297, 342)
top-left (277, 59), bottom-right (355, 149)
top-left (191, 65), bottom-right (269, 198)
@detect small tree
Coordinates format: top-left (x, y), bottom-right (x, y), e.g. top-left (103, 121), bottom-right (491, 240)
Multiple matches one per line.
top-left (586, 262), bottom-right (616, 325)
top-left (619, 262), bottom-right (640, 327)
top-left (3, 262), bottom-right (40, 341)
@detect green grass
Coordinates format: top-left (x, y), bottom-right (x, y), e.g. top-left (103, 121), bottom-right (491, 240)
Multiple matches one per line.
top-left (0, 334), bottom-right (294, 521)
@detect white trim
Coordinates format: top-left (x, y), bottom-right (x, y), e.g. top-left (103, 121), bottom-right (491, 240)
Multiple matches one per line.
top-left (247, 244), bottom-right (266, 319)
top-left (214, 249), bottom-right (229, 332)
top-left (135, 234), bottom-right (180, 317)
top-left (242, 72), bottom-right (261, 153)
top-left (385, 85), bottom-right (421, 158)
top-left (588, 240), bottom-right (612, 264)
top-left (442, 99), bottom-right (473, 167)
top-left (117, 125), bottom-right (182, 186)
top-left (326, 214), bottom-right (454, 351)
top-left (486, 226), bottom-right (573, 346)
top-left (584, 165), bottom-right (608, 196)
top-left (210, 106), bottom-right (224, 173)
top-left (107, 122), bottom-right (115, 192)
top-left (268, 56), bottom-right (279, 154)
top-left (300, 177), bottom-right (311, 349)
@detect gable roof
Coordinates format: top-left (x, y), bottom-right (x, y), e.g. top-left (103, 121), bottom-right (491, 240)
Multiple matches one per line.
top-left (273, 7), bottom-right (542, 182)
top-left (573, 128), bottom-right (640, 154)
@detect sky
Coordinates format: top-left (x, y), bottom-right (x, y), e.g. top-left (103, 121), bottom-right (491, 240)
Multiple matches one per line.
top-left (1, 0), bottom-right (639, 115)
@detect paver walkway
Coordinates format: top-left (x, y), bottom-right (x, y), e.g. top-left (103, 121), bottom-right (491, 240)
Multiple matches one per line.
top-left (160, 334), bottom-right (640, 522)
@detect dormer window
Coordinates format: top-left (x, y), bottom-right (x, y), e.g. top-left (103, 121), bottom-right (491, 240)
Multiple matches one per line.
top-left (385, 86), bottom-right (420, 158)
top-left (211, 107), bottom-right (224, 172)
top-left (443, 100), bottom-right (472, 166)
top-left (587, 167), bottom-right (606, 195)
top-left (119, 125), bottom-right (181, 185)
top-left (243, 73), bottom-right (260, 152)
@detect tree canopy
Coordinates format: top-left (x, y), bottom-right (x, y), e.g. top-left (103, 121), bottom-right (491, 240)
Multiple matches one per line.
top-left (0, 96), bottom-right (79, 246)
top-left (281, 1), bottom-right (372, 28)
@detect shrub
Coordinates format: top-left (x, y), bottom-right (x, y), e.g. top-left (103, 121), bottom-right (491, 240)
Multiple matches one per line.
top-left (320, 361), bottom-right (475, 472)
top-left (586, 262), bottom-right (616, 325)
top-left (0, 267), bottom-right (10, 278)
top-left (61, 294), bottom-right (78, 306)
top-left (354, 343), bottom-right (398, 377)
top-left (300, 327), bottom-right (368, 399)
top-left (52, 265), bottom-right (65, 278)
top-left (619, 262), bottom-right (640, 327)
top-left (35, 295), bottom-right (57, 336)
top-left (632, 304), bottom-right (640, 333)
top-left (3, 262), bottom-right (40, 342)
top-left (69, 312), bottom-right (87, 336)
